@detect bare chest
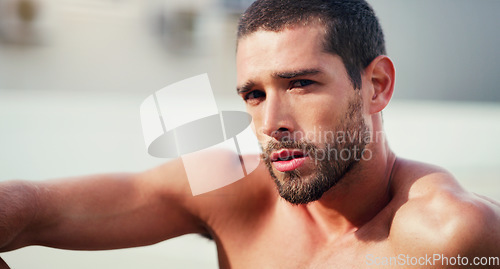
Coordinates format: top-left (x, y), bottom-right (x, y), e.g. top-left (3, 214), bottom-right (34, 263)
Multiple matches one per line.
top-left (215, 232), bottom-right (394, 268)
top-left (213, 214), bottom-right (393, 269)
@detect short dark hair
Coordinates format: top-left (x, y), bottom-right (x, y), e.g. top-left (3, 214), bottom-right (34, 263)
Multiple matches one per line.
top-left (237, 0), bottom-right (386, 90)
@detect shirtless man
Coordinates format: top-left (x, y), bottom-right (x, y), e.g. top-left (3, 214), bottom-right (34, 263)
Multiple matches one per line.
top-left (1, 0), bottom-right (499, 268)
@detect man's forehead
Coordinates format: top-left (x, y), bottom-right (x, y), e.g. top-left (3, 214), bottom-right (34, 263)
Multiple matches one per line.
top-left (237, 17), bottom-right (327, 45)
top-left (236, 25), bottom-right (330, 74)
top-left (236, 24), bottom-right (327, 54)
top-left (236, 31), bottom-right (345, 89)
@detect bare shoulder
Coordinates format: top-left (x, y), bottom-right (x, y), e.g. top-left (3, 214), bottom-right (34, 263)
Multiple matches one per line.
top-left (388, 158), bottom-right (500, 258)
top-left (141, 151), bottom-right (276, 234)
top-left (190, 157), bottom-right (277, 235)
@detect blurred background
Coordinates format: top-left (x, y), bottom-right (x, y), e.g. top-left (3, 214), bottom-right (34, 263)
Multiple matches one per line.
top-left (1, 0), bottom-right (499, 268)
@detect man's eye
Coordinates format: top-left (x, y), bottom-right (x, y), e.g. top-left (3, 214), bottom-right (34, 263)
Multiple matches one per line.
top-left (244, 90), bottom-right (266, 101)
top-left (291, 80), bottom-right (315, 88)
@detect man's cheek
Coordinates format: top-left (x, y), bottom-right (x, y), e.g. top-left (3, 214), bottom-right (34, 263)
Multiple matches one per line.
top-left (256, 132), bottom-right (271, 148)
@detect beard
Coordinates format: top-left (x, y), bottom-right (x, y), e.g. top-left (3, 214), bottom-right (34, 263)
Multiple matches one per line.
top-left (262, 95), bottom-right (370, 205)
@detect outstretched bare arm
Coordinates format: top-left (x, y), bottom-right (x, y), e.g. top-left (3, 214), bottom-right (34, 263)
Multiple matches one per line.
top-left (0, 159), bottom-right (205, 252)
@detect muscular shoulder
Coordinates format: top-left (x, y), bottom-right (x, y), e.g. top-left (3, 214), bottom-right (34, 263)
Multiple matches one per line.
top-left (144, 151), bottom-right (276, 233)
top-left (388, 159), bottom-right (500, 257)
top-left (192, 158), bottom-right (277, 233)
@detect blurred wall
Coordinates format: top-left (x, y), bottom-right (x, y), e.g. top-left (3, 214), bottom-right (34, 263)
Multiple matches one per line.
top-left (371, 0), bottom-right (500, 102)
top-left (0, 0), bottom-right (242, 98)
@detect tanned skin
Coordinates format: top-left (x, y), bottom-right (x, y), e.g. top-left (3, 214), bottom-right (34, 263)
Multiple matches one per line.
top-left (1, 25), bottom-right (499, 268)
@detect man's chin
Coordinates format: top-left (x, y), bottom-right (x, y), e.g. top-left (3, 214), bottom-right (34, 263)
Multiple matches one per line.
top-left (278, 188), bottom-right (324, 205)
top-left (275, 173), bottom-right (330, 205)
top-left (263, 158), bottom-right (337, 205)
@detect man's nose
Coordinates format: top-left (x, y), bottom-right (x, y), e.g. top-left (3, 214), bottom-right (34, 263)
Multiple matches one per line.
top-left (261, 93), bottom-right (294, 141)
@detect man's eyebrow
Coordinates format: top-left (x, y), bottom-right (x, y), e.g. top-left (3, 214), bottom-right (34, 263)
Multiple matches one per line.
top-left (236, 69), bottom-right (321, 94)
top-left (272, 69), bottom-right (321, 79)
top-left (237, 81), bottom-right (255, 95)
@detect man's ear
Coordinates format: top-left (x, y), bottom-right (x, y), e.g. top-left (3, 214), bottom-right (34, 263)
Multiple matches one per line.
top-left (365, 55), bottom-right (395, 114)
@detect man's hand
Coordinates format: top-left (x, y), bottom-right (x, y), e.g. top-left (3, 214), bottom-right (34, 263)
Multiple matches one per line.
top-left (0, 180), bottom-right (38, 251)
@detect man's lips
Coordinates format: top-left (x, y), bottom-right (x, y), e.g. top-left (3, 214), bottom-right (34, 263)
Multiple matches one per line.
top-left (270, 149), bottom-right (307, 161)
top-left (270, 149), bottom-right (308, 172)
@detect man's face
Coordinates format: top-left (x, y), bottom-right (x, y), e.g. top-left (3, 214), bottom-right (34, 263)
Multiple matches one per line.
top-left (236, 25), bottom-right (370, 204)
